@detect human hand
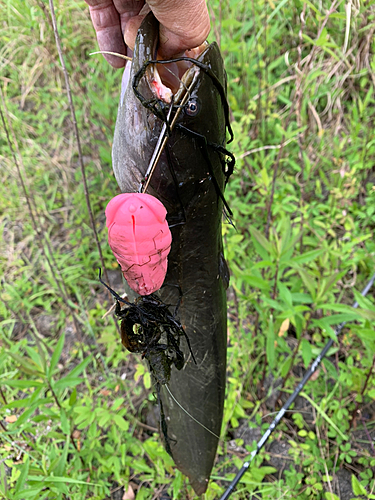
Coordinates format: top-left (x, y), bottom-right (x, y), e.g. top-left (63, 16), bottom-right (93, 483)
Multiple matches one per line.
top-left (85, 0), bottom-right (210, 68)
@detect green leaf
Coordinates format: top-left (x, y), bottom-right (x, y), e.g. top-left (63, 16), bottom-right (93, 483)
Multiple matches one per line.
top-left (113, 414), bottom-right (130, 432)
top-left (353, 288), bottom-right (375, 310)
top-left (29, 387), bottom-right (44, 405)
top-left (313, 313), bottom-right (358, 327)
top-left (297, 269), bottom-right (316, 299)
top-left (172, 470), bottom-right (183, 500)
top-left (303, 0), bottom-right (321, 15)
top-left (312, 319), bottom-right (337, 342)
top-left (301, 339), bottom-right (313, 368)
top-left (143, 371), bottom-right (151, 389)
top-left (69, 388), bottom-right (77, 406)
top-left (315, 27), bottom-right (328, 47)
top-left (251, 465), bottom-right (277, 482)
top-left (351, 474), bottom-right (367, 496)
top-left (278, 282), bottom-right (293, 307)
top-left (14, 406), bottom-right (37, 427)
top-left (48, 334), bottom-right (65, 377)
top-left (27, 476), bottom-right (100, 485)
top-left (262, 296), bottom-right (284, 311)
top-left (0, 380), bottom-right (44, 389)
top-left (252, 260), bottom-right (274, 270)
top-left (0, 462), bottom-right (7, 496)
top-left (111, 398), bottom-right (125, 411)
top-left (53, 377), bottom-right (82, 391)
top-left (25, 346), bottom-right (45, 374)
top-left (68, 355), bottom-right (92, 378)
top-left (251, 237), bottom-right (270, 261)
top-left (242, 274), bottom-right (272, 291)
top-left (14, 486), bottom-right (44, 499)
top-left (319, 272), bottom-right (345, 299)
top-left (280, 357), bottom-right (292, 378)
top-left (134, 364), bottom-right (145, 382)
top-left (131, 460), bottom-right (153, 474)
top-left (319, 303), bottom-right (359, 313)
top-left (249, 226), bottom-right (272, 254)
top-left (228, 234), bottom-right (244, 244)
top-left (53, 436), bottom-right (70, 476)
top-left (290, 249), bottom-right (324, 266)
top-left (354, 308), bottom-right (375, 321)
top-left (74, 407), bottom-right (92, 426)
top-left (5, 397), bottom-right (51, 414)
top-left (60, 409), bottom-right (70, 435)
top-left (278, 218), bottom-right (292, 255)
top-left (98, 410), bottom-right (111, 427)
top-left (291, 293), bottom-right (313, 304)
top-left (7, 352), bottom-right (44, 376)
top-left (280, 229), bottom-right (302, 257)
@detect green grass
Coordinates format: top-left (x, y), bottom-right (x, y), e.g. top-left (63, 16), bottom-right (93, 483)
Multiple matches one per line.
top-left (1, 0), bottom-right (375, 498)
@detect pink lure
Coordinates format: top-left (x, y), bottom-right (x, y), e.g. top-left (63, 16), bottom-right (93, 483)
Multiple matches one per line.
top-left (106, 193), bottom-right (172, 296)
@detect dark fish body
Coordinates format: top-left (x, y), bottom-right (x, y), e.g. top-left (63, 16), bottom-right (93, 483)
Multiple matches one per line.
top-left (112, 14), bottom-right (228, 495)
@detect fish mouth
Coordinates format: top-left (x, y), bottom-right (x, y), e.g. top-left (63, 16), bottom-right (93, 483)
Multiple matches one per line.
top-left (147, 43), bottom-right (208, 103)
top-left (134, 44), bottom-right (209, 195)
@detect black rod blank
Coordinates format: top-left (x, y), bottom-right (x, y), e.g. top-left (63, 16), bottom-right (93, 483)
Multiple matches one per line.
top-left (218, 271), bottom-right (375, 500)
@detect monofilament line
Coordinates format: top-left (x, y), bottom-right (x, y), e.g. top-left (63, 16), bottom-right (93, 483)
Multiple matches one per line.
top-left (218, 271), bottom-right (375, 500)
top-left (165, 385), bottom-right (220, 439)
top-left (90, 51), bottom-right (132, 62)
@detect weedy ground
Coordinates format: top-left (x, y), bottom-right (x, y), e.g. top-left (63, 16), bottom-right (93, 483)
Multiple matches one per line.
top-left (1, 0), bottom-right (375, 499)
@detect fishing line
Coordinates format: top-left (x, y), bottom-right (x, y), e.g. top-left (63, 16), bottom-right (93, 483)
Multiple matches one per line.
top-left (165, 384), bottom-right (220, 440)
top-left (218, 271), bottom-right (375, 500)
top-left (89, 51), bottom-right (132, 62)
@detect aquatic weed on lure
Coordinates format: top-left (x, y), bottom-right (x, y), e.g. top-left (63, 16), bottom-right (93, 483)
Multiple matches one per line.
top-left (98, 270), bottom-right (197, 455)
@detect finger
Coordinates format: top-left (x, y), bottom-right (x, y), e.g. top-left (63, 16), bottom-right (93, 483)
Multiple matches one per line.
top-left (114, 0), bottom-right (146, 35)
top-left (85, 1), bottom-right (144, 68)
top-left (147, 0), bottom-right (210, 58)
top-left (85, 0), bottom-right (126, 67)
top-left (123, 4), bottom-right (150, 51)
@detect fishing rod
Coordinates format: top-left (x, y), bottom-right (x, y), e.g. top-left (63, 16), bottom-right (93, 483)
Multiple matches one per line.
top-left (218, 271), bottom-right (375, 500)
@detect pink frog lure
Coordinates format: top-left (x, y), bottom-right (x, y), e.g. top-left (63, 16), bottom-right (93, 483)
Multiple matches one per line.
top-left (106, 193), bottom-right (172, 296)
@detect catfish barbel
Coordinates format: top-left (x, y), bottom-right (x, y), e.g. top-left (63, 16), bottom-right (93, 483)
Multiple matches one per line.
top-left (112, 12), bottom-right (233, 495)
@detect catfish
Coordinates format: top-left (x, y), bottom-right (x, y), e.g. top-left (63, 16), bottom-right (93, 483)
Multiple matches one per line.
top-left (112, 13), bottom-right (231, 495)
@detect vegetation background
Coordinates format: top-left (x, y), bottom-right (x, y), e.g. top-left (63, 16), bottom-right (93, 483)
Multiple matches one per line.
top-left (1, 0), bottom-right (375, 498)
